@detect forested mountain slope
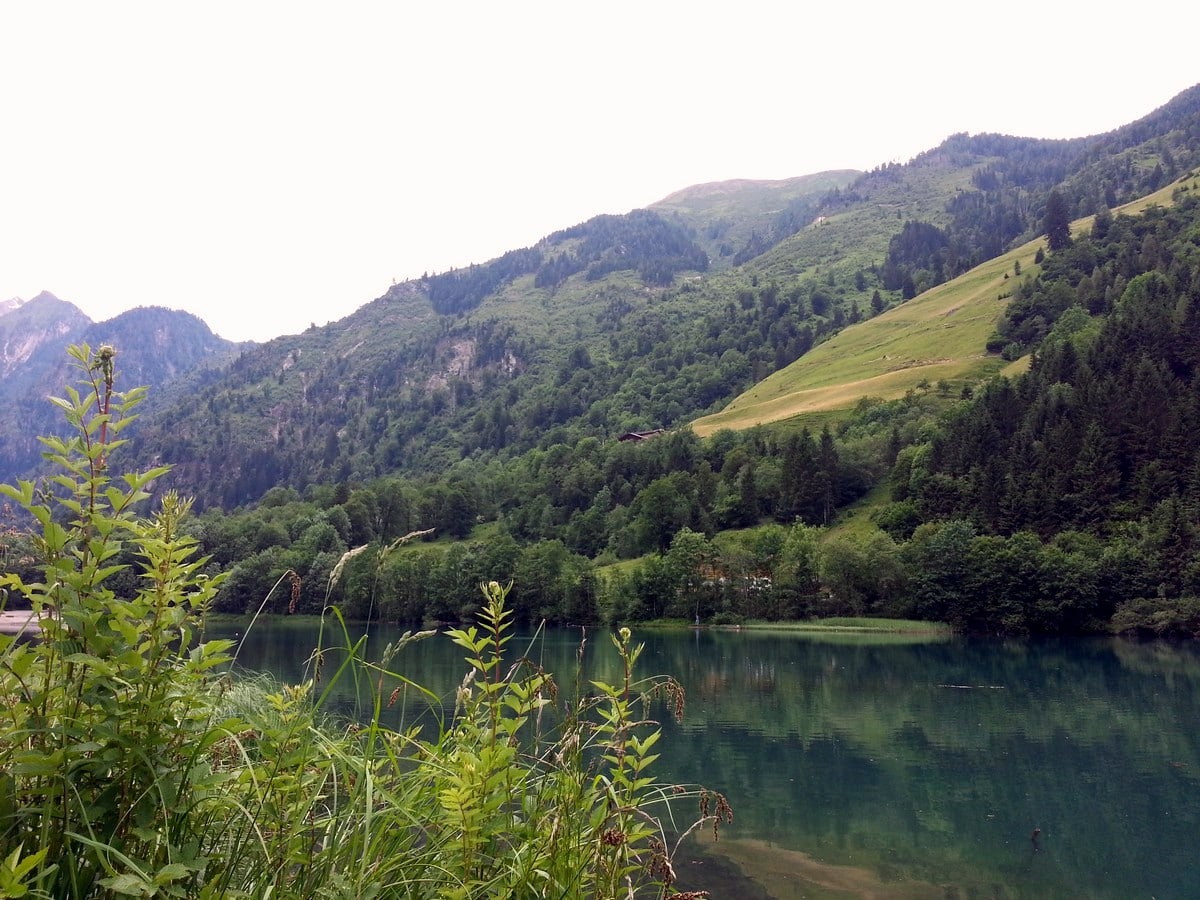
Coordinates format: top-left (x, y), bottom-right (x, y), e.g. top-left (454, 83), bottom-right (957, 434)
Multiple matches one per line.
top-left (894, 189), bottom-right (1200, 543)
top-left (694, 173), bottom-right (1192, 434)
top-left (647, 170), bottom-right (860, 269)
top-left (90, 82), bottom-right (1200, 514)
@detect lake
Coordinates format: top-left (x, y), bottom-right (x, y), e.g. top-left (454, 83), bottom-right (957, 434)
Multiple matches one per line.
top-left (206, 616), bottom-right (1200, 899)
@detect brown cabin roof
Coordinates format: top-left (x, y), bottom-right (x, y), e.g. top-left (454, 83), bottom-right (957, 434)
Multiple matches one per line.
top-left (617, 428), bottom-right (666, 442)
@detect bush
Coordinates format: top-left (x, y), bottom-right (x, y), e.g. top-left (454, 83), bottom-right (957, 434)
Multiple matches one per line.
top-left (1110, 596), bottom-right (1200, 638)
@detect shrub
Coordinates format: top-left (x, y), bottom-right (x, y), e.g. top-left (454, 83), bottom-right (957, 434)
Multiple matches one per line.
top-left (1110, 596), bottom-right (1200, 638)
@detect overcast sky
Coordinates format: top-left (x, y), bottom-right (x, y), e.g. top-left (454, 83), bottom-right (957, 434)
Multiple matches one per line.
top-left (1, 2), bottom-right (1195, 342)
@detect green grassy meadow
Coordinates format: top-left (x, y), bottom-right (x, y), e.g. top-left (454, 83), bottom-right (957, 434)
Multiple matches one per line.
top-left (691, 237), bottom-right (1043, 435)
top-left (691, 171), bottom-right (1197, 438)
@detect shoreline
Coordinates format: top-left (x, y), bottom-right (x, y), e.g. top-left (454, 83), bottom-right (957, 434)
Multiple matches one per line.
top-left (0, 609), bottom-right (39, 637)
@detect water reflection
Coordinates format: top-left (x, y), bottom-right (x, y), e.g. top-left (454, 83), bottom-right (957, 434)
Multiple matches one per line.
top-left (206, 616), bottom-right (1200, 899)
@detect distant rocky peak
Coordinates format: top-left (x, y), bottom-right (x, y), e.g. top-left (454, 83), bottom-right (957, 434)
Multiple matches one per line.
top-left (0, 296), bottom-right (27, 317)
top-left (0, 291), bottom-right (91, 379)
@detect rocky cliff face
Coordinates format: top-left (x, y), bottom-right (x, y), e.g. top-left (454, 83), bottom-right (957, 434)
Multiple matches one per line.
top-left (0, 292), bottom-right (90, 384)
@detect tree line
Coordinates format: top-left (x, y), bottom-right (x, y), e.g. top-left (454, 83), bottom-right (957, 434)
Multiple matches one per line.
top-left (180, 418), bottom-right (877, 621)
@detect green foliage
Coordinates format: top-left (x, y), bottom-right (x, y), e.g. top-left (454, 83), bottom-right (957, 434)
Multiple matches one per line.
top-left (0, 346), bottom-right (725, 897)
top-left (909, 199), bottom-right (1200, 538)
top-left (187, 421), bottom-right (878, 626)
top-left (1111, 596), bottom-right (1200, 637)
top-left (818, 531), bottom-right (906, 617)
top-left (880, 220), bottom-right (959, 296)
top-left (539, 208), bottom-right (709, 288)
top-left (424, 246), bottom-right (544, 314)
top-left (856, 193), bottom-right (1200, 633)
top-left (436, 587), bottom-right (726, 897)
top-left (0, 344), bottom-right (230, 897)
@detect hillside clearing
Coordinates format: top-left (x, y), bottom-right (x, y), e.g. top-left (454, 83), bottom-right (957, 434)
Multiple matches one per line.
top-left (691, 173), bottom-right (1192, 437)
top-left (690, 240), bottom-right (1036, 435)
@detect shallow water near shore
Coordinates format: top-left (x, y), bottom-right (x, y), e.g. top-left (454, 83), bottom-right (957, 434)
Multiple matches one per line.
top-left (209, 617), bottom-right (1200, 899)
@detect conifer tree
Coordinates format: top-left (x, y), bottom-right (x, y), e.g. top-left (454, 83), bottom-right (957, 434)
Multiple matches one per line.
top-left (1044, 190), bottom-right (1072, 251)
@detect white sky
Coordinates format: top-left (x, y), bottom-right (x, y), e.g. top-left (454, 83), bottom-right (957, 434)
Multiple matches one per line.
top-left (1, 2), bottom-right (1196, 342)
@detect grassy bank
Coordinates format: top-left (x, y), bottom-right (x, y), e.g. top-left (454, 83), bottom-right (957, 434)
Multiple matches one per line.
top-left (631, 616), bottom-right (950, 636)
top-left (740, 616), bottom-right (950, 634)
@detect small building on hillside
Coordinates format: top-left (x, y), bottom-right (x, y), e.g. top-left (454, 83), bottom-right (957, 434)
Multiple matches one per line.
top-left (617, 428), bottom-right (666, 442)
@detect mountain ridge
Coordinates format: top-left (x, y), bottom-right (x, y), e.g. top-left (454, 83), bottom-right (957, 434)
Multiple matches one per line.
top-left (0, 295), bottom-right (243, 482)
top-left (4, 84), bottom-right (1199, 513)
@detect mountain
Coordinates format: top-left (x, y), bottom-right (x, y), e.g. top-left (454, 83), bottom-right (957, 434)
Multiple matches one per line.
top-left (21, 84), bottom-right (1200, 518)
top-left (0, 291), bottom-right (91, 390)
top-left (0, 297), bottom-right (29, 317)
top-left (179, 175), bottom-right (1200, 629)
top-left (0, 296), bottom-right (243, 481)
top-left (647, 171), bottom-right (860, 268)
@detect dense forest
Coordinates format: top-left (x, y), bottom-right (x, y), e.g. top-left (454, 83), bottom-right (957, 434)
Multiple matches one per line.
top-left (139, 268), bottom-right (875, 509)
top-left (422, 208), bottom-right (710, 313)
top-left (856, 87), bottom-right (1200, 302)
top-left (884, 189), bottom-right (1200, 633)
top-left (177, 417), bottom-right (876, 621)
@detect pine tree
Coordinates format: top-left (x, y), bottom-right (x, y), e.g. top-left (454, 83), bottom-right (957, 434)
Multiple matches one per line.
top-left (1044, 190), bottom-right (1072, 252)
